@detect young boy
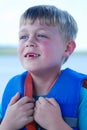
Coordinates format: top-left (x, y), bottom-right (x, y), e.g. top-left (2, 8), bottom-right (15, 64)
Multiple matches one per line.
top-left (0, 5), bottom-right (87, 130)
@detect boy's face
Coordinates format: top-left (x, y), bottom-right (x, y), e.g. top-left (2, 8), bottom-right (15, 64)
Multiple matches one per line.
top-left (18, 19), bottom-right (68, 74)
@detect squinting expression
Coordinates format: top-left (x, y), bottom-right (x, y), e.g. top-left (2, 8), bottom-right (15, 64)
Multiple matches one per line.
top-left (18, 19), bottom-right (66, 74)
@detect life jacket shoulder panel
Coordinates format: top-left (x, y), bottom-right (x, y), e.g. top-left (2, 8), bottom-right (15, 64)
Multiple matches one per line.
top-left (48, 68), bottom-right (87, 118)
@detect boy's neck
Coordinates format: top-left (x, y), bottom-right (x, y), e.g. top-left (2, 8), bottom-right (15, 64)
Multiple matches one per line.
top-left (30, 69), bottom-right (61, 96)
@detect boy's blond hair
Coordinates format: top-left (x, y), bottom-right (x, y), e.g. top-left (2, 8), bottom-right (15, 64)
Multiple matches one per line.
top-left (20, 5), bottom-right (78, 42)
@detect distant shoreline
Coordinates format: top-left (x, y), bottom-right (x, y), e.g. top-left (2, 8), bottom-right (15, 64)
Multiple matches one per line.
top-left (0, 47), bottom-right (17, 55)
top-left (0, 46), bottom-right (87, 55)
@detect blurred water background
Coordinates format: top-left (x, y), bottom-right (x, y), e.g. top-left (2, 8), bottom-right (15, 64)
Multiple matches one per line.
top-left (0, 53), bottom-right (87, 103)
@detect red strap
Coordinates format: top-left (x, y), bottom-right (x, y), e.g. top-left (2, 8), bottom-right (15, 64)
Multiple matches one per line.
top-left (24, 73), bottom-right (36, 130)
top-left (83, 79), bottom-right (87, 89)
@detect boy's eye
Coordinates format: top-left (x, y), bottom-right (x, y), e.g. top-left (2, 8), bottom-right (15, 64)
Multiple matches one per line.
top-left (37, 34), bottom-right (46, 39)
top-left (20, 35), bottom-right (28, 40)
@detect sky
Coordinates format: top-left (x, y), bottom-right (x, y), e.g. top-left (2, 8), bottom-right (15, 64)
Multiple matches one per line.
top-left (0, 0), bottom-right (87, 52)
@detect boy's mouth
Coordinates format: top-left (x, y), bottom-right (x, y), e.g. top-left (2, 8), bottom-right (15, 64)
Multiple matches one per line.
top-left (24, 53), bottom-right (40, 58)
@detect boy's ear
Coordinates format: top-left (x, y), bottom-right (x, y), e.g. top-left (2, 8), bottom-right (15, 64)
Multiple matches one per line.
top-left (64, 40), bottom-right (76, 56)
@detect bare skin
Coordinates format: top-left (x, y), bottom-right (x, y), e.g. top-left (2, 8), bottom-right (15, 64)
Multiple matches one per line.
top-left (0, 93), bottom-right (34, 130)
top-left (0, 93), bottom-right (72, 130)
top-left (0, 20), bottom-right (75, 130)
top-left (34, 97), bottom-right (72, 130)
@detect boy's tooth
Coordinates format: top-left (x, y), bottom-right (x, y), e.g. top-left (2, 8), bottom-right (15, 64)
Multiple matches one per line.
top-left (25, 53), bottom-right (40, 57)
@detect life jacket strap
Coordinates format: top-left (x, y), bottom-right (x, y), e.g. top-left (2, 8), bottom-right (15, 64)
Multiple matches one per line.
top-left (83, 79), bottom-right (87, 89)
top-left (24, 73), bottom-right (36, 130)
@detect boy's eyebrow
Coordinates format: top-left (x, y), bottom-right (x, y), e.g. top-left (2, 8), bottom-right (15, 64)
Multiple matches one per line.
top-left (19, 26), bottom-right (57, 35)
top-left (19, 27), bottom-right (48, 34)
top-left (19, 29), bottom-right (28, 34)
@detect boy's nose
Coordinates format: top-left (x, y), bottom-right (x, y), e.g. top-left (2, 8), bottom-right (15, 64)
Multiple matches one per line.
top-left (25, 38), bottom-right (37, 47)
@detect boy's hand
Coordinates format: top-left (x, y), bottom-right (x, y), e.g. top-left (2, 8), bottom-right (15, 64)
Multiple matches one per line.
top-left (1, 93), bottom-right (35, 130)
top-left (34, 97), bottom-right (72, 130)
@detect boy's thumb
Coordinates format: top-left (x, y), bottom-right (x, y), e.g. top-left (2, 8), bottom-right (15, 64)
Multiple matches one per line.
top-left (9, 92), bottom-right (20, 106)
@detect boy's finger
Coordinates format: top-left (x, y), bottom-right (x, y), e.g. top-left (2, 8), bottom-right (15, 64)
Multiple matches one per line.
top-left (38, 97), bottom-right (47, 104)
top-left (46, 98), bottom-right (58, 107)
top-left (9, 92), bottom-right (20, 106)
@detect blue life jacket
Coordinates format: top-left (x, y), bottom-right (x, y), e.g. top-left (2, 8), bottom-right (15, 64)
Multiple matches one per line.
top-left (1, 68), bottom-right (87, 130)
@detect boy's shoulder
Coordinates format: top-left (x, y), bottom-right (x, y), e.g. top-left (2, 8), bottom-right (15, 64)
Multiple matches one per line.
top-left (64, 68), bottom-right (87, 79)
top-left (8, 71), bottom-right (28, 83)
top-left (3, 71), bottom-right (28, 98)
top-left (64, 68), bottom-right (87, 88)
top-left (12, 71), bottom-right (28, 79)
top-left (1, 71), bottom-right (28, 115)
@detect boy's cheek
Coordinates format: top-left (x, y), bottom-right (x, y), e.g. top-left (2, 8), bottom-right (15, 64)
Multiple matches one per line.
top-left (17, 45), bottom-right (24, 56)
